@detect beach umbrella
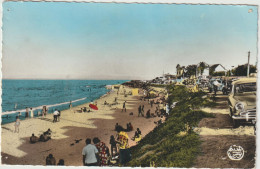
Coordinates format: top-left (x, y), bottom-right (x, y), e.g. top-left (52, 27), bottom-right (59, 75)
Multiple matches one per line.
top-left (89, 104), bottom-right (98, 110)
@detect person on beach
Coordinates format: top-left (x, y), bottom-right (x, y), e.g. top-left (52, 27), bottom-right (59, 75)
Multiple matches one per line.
top-left (109, 135), bottom-right (117, 157)
top-left (115, 123), bottom-right (124, 132)
top-left (39, 132), bottom-right (51, 142)
top-left (57, 110), bottom-right (61, 121)
top-left (146, 109), bottom-right (151, 118)
top-left (93, 137), bottom-right (109, 166)
top-left (69, 101), bottom-right (72, 109)
top-left (30, 133), bottom-right (39, 144)
top-left (122, 101), bottom-right (126, 112)
top-left (132, 128), bottom-right (142, 143)
top-left (46, 154), bottom-right (56, 165)
top-left (138, 105), bottom-right (143, 117)
top-left (116, 128), bottom-right (131, 166)
top-left (142, 105), bottom-right (144, 115)
top-left (25, 107), bottom-right (29, 118)
top-left (57, 159), bottom-right (65, 166)
top-left (53, 109), bottom-right (59, 123)
top-left (82, 138), bottom-right (99, 166)
top-left (42, 106), bottom-right (47, 117)
top-left (30, 108), bottom-right (34, 118)
top-left (14, 116), bottom-right (20, 133)
top-left (126, 122), bottom-right (133, 131)
top-left (150, 99), bottom-right (154, 108)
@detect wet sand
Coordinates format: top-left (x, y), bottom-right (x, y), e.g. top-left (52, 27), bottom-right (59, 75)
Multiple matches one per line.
top-left (1, 85), bottom-right (162, 166)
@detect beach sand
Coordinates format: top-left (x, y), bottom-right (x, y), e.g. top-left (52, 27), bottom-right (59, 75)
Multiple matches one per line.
top-left (1, 85), bottom-right (162, 166)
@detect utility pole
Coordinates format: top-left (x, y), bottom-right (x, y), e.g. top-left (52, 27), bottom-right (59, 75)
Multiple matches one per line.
top-left (247, 51), bottom-right (250, 77)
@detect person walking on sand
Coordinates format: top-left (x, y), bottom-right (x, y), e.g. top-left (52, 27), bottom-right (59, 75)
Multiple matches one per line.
top-left (82, 138), bottom-right (99, 166)
top-left (53, 109), bottom-right (59, 123)
top-left (138, 105), bottom-right (142, 117)
top-left (141, 105), bottom-right (145, 115)
top-left (25, 107), bottom-right (29, 118)
top-left (30, 108), bottom-right (34, 118)
top-left (42, 106), bottom-right (47, 117)
top-left (150, 99), bottom-right (154, 108)
top-left (69, 101), bottom-right (73, 112)
top-left (14, 116), bottom-right (20, 133)
top-left (122, 101), bottom-right (126, 112)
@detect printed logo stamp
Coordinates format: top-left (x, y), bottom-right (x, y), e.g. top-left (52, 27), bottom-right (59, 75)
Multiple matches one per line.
top-left (227, 145), bottom-right (244, 160)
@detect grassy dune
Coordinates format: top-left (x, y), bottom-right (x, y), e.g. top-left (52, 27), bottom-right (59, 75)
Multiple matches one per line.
top-left (128, 85), bottom-right (215, 167)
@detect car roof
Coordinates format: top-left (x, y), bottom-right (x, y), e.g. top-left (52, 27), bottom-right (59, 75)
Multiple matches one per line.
top-left (232, 78), bottom-right (256, 85)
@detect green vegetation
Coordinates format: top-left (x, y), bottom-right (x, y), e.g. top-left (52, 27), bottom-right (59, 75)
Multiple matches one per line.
top-left (127, 85), bottom-right (215, 167)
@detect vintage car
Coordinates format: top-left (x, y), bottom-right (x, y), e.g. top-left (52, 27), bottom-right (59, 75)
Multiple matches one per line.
top-left (228, 78), bottom-right (256, 128)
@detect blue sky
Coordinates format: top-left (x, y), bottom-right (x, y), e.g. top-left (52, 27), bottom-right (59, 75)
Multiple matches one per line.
top-left (2, 2), bottom-right (258, 79)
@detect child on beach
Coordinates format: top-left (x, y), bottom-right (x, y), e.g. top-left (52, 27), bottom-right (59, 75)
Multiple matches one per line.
top-left (14, 116), bottom-right (20, 133)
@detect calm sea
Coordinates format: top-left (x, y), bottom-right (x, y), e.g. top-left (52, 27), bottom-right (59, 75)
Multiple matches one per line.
top-left (2, 80), bottom-right (127, 124)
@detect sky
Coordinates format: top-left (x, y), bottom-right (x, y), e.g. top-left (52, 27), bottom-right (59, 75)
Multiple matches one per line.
top-left (2, 2), bottom-right (258, 80)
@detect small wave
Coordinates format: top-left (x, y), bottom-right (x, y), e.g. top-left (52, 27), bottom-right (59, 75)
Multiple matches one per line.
top-left (2, 97), bottom-right (87, 115)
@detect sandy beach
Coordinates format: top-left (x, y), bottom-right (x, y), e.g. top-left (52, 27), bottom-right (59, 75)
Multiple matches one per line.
top-left (1, 85), bottom-right (162, 166)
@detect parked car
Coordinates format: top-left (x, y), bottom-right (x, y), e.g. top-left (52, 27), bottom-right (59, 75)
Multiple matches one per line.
top-left (228, 78), bottom-right (256, 128)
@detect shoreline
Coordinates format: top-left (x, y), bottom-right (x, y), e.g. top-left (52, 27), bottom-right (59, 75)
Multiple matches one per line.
top-left (1, 85), bottom-right (165, 165)
top-left (1, 83), bottom-right (122, 124)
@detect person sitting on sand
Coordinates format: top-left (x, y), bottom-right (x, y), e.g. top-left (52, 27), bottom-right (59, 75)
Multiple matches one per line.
top-left (57, 159), bottom-right (65, 166)
top-left (93, 137), bottom-right (110, 166)
top-left (104, 101), bottom-right (107, 105)
top-left (132, 128), bottom-right (142, 143)
top-left (46, 154), bottom-right (56, 165)
top-left (40, 131), bottom-right (51, 142)
top-left (126, 122), bottom-right (133, 131)
top-left (146, 109), bottom-right (151, 118)
top-left (109, 135), bottom-right (117, 157)
top-left (115, 123), bottom-right (124, 132)
top-left (30, 133), bottom-right (39, 144)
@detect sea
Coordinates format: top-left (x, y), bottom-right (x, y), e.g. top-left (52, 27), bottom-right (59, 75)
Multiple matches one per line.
top-left (1, 80), bottom-right (127, 124)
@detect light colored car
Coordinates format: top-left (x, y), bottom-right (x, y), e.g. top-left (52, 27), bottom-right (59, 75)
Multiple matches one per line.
top-left (228, 78), bottom-right (256, 127)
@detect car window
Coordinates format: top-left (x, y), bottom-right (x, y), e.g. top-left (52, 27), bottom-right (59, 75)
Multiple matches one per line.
top-left (234, 82), bottom-right (256, 95)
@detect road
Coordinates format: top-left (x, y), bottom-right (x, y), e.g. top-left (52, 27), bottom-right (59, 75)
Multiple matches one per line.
top-left (194, 92), bottom-right (255, 168)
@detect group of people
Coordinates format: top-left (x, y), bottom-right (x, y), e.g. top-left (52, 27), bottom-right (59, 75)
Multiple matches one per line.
top-left (115, 122), bottom-right (133, 132)
top-left (30, 129), bottom-right (52, 143)
top-left (82, 137), bottom-right (110, 166)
